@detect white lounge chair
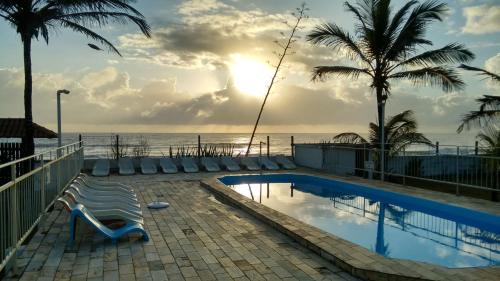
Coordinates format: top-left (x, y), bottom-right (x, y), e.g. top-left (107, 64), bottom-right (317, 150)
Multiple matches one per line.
top-left (275, 155), bottom-right (297, 170)
top-left (241, 158), bottom-right (260, 171)
top-left (118, 158), bottom-right (135, 175)
top-left (92, 159), bottom-right (110, 177)
top-left (77, 174), bottom-right (133, 191)
top-left (221, 157), bottom-right (240, 171)
top-left (140, 158), bottom-right (157, 174)
top-left (159, 158), bottom-right (178, 174)
top-left (259, 157), bottom-right (280, 170)
top-left (181, 157), bottom-right (199, 173)
top-left (201, 157), bottom-right (220, 172)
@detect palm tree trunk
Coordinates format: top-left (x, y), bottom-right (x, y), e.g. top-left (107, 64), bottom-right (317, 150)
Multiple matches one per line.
top-left (21, 34), bottom-right (35, 159)
top-left (376, 86), bottom-right (385, 181)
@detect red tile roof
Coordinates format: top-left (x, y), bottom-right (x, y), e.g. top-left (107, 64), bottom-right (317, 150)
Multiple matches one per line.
top-left (0, 118), bottom-right (57, 138)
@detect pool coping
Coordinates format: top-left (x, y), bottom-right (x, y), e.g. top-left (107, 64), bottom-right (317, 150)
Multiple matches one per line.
top-left (200, 172), bottom-right (500, 281)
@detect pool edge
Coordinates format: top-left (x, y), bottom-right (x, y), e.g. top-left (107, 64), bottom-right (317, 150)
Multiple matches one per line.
top-left (200, 173), bottom-right (500, 281)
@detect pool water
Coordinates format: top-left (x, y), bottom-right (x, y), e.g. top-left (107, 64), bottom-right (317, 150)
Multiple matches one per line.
top-left (219, 174), bottom-right (500, 268)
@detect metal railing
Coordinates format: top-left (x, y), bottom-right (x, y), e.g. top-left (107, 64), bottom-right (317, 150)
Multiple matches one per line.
top-left (0, 141), bottom-right (83, 274)
top-left (294, 144), bottom-right (500, 195)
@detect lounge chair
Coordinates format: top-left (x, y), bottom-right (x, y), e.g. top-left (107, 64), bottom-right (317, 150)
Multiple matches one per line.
top-left (58, 195), bottom-right (143, 225)
top-left (118, 158), bottom-right (135, 175)
top-left (72, 180), bottom-right (137, 199)
top-left (275, 155), bottom-right (297, 170)
top-left (140, 158), bottom-right (157, 174)
top-left (92, 159), bottom-right (110, 177)
top-left (74, 177), bottom-right (133, 194)
top-left (240, 157), bottom-right (260, 171)
top-left (221, 157), bottom-right (240, 171)
top-left (67, 202), bottom-right (148, 246)
top-left (67, 185), bottom-right (140, 207)
top-left (181, 157), bottom-right (199, 173)
top-left (159, 158), bottom-right (178, 174)
top-left (78, 174), bottom-right (133, 191)
top-left (259, 157), bottom-right (280, 170)
top-left (201, 157), bottom-right (221, 172)
top-left (65, 189), bottom-right (142, 215)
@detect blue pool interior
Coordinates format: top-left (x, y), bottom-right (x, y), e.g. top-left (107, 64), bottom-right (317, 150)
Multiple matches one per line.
top-left (219, 174), bottom-right (500, 268)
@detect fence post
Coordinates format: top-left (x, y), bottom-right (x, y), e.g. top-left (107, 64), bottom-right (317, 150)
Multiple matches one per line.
top-left (267, 136), bottom-right (270, 157)
top-left (197, 135), bottom-right (201, 158)
top-left (475, 141), bottom-right (478, 155)
top-left (79, 134), bottom-right (82, 148)
top-left (291, 136), bottom-right (294, 158)
top-left (456, 147), bottom-right (459, 196)
top-left (10, 163), bottom-right (18, 275)
top-left (115, 135), bottom-right (119, 161)
top-left (435, 141), bottom-right (439, 155)
top-left (403, 147), bottom-right (406, 186)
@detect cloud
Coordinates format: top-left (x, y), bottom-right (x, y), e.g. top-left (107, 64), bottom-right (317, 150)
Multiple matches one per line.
top-left (462, 4), bottom-right (500, 34)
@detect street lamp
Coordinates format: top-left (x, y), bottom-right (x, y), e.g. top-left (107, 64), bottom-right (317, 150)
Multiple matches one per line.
top-left (57, 89), bottom-right (70, 148)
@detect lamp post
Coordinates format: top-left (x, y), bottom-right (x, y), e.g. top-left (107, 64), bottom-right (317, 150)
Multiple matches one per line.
top-left (57, 89), bottom-right (70, 148)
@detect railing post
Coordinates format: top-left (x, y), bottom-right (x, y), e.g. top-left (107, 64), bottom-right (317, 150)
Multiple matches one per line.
top-left (435, 141), bottom-right (439, 155)
top-left (79, 134), bottom-right (82, 148)
top-left (197, 135), bottom-right (201, 158)
top-left (10, 163), bottom-right (18, 275)
top-left (266, 136), bottom-right (270, 157)
top-left (115, 135), bottom-right (119, 161)
top-left (475, 141), bottom-right (478, 155)
top-left (403, 147), bottom-right (406, 186)
top-left (291, 136), bottom-right (294, 158)
top-left (456, 147), bottom-right (460, 196)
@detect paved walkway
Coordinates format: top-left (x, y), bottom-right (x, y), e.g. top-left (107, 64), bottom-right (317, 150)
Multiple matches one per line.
top-left (5, 175), bottom-right (359, 281)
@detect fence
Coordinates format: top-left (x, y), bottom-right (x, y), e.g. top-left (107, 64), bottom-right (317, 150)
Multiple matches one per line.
top-left (294, 143), bottom-right (500, 199)
top-left (0, 141), bottom-right (84, 274)
top-left (0, 143), bottom-right (22, 165)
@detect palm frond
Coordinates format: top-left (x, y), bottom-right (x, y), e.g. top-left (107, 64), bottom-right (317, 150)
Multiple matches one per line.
top-left (478, 95), bottom-right (500, 111)
top-left (458, 64), bottom-right (500, 82)
top-left (457, 110), bottom-right (500, 133)
top-left (331, 133), bottom-right (368, 144)
top-left (397, 43), bottom-right (474, 68)
top-left (57, 19), bottom-right (121, 55)
top-left (48, 0), bottom-right (143, 17)
top-left (307, 22), bottom-right (371, 65)
top-left (389, 66), bottom-right (464, 92)
top-left (312, 66), bottom-right (372, 81)
top-left (476, 127), bottom-right (500, 156)
top-left (385, 0), bottom-right (447, 61)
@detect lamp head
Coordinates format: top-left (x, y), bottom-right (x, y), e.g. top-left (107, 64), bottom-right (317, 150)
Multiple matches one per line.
top-left (57, 89), bottom-right (70, 95)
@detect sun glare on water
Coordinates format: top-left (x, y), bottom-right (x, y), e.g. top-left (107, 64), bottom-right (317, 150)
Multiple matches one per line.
top-left (230, 55), bottom-right (274, 97)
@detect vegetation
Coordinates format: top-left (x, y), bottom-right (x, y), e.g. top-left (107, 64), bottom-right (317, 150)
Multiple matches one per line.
top-left (165, 144), bottom-right (240, 158)
top-left (132, 136), bottom-right (151, 158)
top-left (331, 110), bottom-right (432, 155)
top-left (108, 135), bottom-right (129, 159)
top-left (476, 127), bottom-right (500, 157)
top-left (246, 3), bottom-right (308, 156)
top-left (307, 0), bottom-right (473, 157)
top-left (457, 65), bottom-right (499, 133)
top-left (0, 0), bottom-right (151, 158)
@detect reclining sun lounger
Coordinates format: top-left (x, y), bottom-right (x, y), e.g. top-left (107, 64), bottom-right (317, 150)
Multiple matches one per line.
top-left (65, 189), bottom-right (142, 216)
top-left (221, 157), bottom-right (240, 171)
top-left (201, 157), bottom-right (221, 172)
top-left (78, 174), bottom-right (133, 191)
top-left (240, 158), bottom-right (260, 171)
top-left (67, 185), bottom-right (140, 207)
top-left (73, 180), bottom-right (137, 199)
top-left (159, 158), bottom-right (178, 174)
top-left (275, 155), bottom-right (297, 170)
top-left (259, 157), bottom-right (280, 170)
top-left (92, 159), bottom-right (110, 177)
top-left (67, 202), bottom-right (148, 246)
top-left (58, 195), bottom-right (143, 225)
top-left (140, 158), bottom-right (157, 174)
top-left (74, 177), bottom-right (133, 194)
top-left (181, 157), bottom-right (199, 173)
top-left (118, 158), bottom-right (135, 175)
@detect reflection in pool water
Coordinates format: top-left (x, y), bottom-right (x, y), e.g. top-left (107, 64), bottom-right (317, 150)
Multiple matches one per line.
top-left (226, 180), bottom-right (499, 268)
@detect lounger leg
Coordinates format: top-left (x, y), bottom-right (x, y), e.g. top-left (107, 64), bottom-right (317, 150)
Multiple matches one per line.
top-left (69, 215), bottom-right (77, 247)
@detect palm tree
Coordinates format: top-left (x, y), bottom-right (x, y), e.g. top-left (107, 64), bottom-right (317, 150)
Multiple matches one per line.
top-left (331, 110), bottom-right (432, 155)
top-left (456, 65), bottom-right (500, 133)
top-left (476, 127), bottom-right (500, 157)
top-left (0, 0), bottom-right (151, 158)
top-left (307, 0), bottom-right (474, 179)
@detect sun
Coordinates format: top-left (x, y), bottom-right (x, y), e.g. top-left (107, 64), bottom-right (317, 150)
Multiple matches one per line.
top-left (230, 55), bottom-right (274, 97)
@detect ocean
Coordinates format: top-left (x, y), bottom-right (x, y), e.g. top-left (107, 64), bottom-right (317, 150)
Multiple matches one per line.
top-left (26, 132), bottom-right (481, 158)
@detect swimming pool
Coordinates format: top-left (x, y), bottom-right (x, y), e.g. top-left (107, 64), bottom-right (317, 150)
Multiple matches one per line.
top-left (219, 174), bottom-right (500, 268)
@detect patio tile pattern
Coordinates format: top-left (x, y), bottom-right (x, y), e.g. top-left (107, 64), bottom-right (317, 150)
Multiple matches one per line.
top-left (3, 174), bottom-right (359, 281)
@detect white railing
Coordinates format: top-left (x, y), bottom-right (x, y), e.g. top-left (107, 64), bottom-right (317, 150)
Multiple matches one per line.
top-left (294, 144), bottom-right (500, 196)
top-left (0, 141), bottom-right (83, 274)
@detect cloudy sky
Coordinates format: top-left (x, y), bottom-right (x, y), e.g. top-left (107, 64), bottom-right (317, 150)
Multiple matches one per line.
top-left (0, 0), bottom-right (499, 136)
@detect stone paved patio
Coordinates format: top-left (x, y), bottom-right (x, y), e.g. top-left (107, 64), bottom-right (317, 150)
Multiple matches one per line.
top-left (3, 174), bottom-right (360, 281)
